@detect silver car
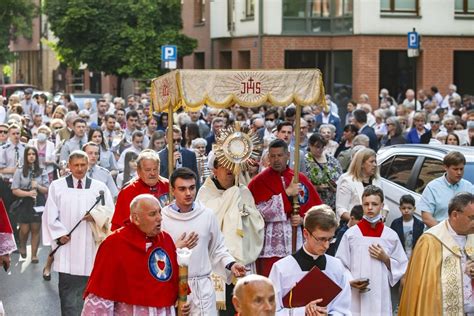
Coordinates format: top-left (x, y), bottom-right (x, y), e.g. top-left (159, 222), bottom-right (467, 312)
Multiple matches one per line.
top-left (377, 144), bottom-right (474, 225)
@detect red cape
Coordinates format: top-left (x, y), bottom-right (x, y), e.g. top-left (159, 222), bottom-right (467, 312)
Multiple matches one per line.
top-left (357, 218), bottom-right (384, 237)
top-left (84, 223), bottom-right (179, 307)
top-left (112, 178), bottom-right (169, 231)
top-left (248, 167), bottom-right (322, 217)
top-left (0, 199), bottom-right (13, 234)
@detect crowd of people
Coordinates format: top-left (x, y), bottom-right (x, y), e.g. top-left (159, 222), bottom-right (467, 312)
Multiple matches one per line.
top-left (0, 83), bottom-right (474, 315)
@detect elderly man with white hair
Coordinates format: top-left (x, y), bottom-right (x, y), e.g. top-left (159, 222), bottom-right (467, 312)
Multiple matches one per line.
top-left (441, 83), bottom-right (461, 109)
top-left (82, 194), bottom-right (188, 315)
top-left (403, 89), bottom-right (422, 112)
top-left (232, 274), bottom-right (276, 316)
top-left (379, 88), bottom-right (397, 110)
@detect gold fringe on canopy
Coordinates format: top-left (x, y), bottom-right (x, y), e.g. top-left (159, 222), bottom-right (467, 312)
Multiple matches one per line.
top-left (150, 69), bottom-right (326, 113)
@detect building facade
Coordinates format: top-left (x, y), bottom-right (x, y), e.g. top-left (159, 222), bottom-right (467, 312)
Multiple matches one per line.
top-left (182, 0), bottom-right (474, 108)
top-left (7, 0), bottom-right (119, 95)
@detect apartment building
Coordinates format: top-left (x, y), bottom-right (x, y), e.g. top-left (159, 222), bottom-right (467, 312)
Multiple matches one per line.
top-left (182, 0), bottom-right (474, 108)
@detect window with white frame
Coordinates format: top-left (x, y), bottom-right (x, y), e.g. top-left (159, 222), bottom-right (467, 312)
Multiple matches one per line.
top-left (245, 0), bottom-right (255, 18)
top-left (455, 0), bottom-right (474, 15)
top-left (380, 0), bottom-right (419, 15)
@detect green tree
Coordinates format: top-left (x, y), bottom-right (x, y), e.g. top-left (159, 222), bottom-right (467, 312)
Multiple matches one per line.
top-left (44, 0), bottom-right (197, 79)
top-left (0, 0), bottom-right (37, 64)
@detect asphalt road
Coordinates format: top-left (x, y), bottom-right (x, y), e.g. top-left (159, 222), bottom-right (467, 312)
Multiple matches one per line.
top-left (0, 245), bottom-right (60, 315)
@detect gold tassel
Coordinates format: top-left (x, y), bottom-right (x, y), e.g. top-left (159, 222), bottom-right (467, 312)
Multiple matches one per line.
top-left (236, 229), bottom-right (244, 238)
top-left (216, 301), bottom-right (226, 310)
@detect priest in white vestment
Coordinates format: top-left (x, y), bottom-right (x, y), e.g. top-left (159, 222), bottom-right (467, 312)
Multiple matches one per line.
top-left (196, 152), bottom-right (264, 312)
top-left (161, 168), bottom-right (247, 315)
top-left (269, 205), bottom-right (352, 316)
top-left (42, 151), bottom-right (114, 315)
top-left (336, 185), bottom-right (407, 316)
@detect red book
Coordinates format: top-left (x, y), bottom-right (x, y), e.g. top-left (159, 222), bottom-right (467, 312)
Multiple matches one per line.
top-left (282, 266), bottom-right (342, 308)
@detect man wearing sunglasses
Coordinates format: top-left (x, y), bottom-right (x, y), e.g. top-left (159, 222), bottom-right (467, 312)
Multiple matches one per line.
top-left (0, 124), bottom-right (8, 146)
top-left (420, 114), bottom-right (442, 144)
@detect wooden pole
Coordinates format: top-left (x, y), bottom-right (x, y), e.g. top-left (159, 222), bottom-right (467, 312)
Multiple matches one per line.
top-left (167, 103), bottom-right (174, 200)
top-left (291, 104), bottom-right (302, 254)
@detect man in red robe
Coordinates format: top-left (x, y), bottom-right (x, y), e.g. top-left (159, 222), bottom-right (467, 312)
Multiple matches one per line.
top-left (83, 194), bottom-right (187, 315)
top-left (248, 139), bottom-right (322, 276)
top-left (111, 150), bottom-right (169, 231)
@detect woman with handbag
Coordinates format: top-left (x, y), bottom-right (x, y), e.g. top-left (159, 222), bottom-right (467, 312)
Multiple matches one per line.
top-left (305, 133), bottom-right (343, 210)
top-left (11, 146), bottom-right (49, 263)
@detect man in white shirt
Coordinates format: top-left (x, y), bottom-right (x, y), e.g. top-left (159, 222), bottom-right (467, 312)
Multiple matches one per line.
top-left (441, 84), bottom-right (461, 109)
top-left (42, 150), bottom-right (114, 315)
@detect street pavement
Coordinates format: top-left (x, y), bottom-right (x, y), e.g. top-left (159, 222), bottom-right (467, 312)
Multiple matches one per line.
top-left (0, 245), bottom-right (60, 315)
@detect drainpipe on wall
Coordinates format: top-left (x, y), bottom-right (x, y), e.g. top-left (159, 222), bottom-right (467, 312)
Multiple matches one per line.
top-left (38, 0), bottom-right (43, 89)
top-left (258, 0), bottom-right (263, 68)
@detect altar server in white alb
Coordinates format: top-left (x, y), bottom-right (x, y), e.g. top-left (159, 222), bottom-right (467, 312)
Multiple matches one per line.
top-left (336, 185), bottom-right (408, 316)
top-left (269, 205), bottom-right (352, 316)
top-left (161, 167), bottom-right (247, 315)
top-left (42, 150), bottom-right (114, 316)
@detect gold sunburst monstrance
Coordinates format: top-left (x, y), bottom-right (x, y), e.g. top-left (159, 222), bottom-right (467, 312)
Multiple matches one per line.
top-left (213, 124), bottom-right (262, 176)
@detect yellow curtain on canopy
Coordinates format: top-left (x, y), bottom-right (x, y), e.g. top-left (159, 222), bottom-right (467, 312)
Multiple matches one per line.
top-left (150, 69), bottom-right (326, 112)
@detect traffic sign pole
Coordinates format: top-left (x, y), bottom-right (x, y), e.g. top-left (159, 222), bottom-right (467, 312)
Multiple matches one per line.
top-left (407, 28), bottom-right (420, 109)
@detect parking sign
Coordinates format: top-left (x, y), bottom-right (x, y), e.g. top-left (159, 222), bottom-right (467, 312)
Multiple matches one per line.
top-left (407, 32), bottom-right (419, 49)
top-left (161, 45), bottom-right (177, 62)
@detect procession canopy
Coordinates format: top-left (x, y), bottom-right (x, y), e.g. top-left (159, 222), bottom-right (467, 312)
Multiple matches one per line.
top-left (150, 69), bottom-right (326, 112)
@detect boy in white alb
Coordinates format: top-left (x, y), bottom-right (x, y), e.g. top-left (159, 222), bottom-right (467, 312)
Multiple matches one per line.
top-left (336, 185), bottom-right (408, 316)
top-left (269, 205), bottom-right (351, 315)
top-left (161, 167), bottom-right (247, 315)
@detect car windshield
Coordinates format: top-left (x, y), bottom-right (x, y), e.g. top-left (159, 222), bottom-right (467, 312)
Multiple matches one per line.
top-left (465, 162), bottom-right (474, 184)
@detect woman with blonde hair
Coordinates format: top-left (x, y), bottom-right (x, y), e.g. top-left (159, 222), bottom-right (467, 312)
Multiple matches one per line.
top-left (336, 148), bottom-right (384, 223)
top-left (52, 105), bottom-right (67, 120)
top-left (406, 111), bottom-right (428, 144)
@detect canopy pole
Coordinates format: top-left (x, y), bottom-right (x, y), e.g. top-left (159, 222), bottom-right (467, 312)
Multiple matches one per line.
top-left (167, 103), bottom-right (174, 200)
top-left (291, 104), bottom-right (302, 254)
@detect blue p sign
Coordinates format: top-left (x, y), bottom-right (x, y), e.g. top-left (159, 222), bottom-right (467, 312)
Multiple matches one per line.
top-left (407, 32), bottom-right (419, 49)
top-left (161, 45), bottom-right (177, 61)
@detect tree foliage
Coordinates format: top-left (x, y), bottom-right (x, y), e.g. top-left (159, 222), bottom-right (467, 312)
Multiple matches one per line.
top-left (0, 0), bottom-right (37, 64)
top-left (44, 0), bottom-right (197, 79)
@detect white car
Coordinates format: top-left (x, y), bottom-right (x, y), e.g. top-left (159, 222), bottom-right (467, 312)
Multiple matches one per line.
top-left (377, 144), bottom-right (474, 225)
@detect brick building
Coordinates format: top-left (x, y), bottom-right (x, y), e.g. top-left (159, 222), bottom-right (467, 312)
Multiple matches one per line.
top-left (181, 0), bottom-right (474, 110)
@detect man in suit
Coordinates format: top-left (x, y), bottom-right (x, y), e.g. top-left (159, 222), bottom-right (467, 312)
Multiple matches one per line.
top-left (205, 117), bottom-right (225, 154)
top-left (188, 110), bottom-right (210, 138)
top-left (89, 98), bottom-right (109, 128)
top-left (159, 125), bottom-right (199, 185)
top-left (56, 112), bottom-right (78, 144)
top-left (315, 105), bottom-right (342, 142)
top-left (352, 109), bottom-right (378, 151)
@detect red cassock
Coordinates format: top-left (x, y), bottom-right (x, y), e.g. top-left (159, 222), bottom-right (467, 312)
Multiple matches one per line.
top-left (83, 223), bottom-right (179, 307)
top-left (111, 178), bottom-right (169, 231)
top-left (248, 167), bottom-right (322, 217)
top-left (0, 199), bottom-right (13, 235)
